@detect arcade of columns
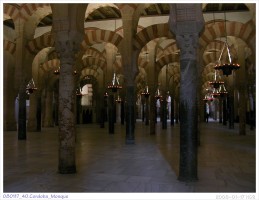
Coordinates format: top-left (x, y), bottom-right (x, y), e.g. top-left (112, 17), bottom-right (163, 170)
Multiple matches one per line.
top-left (3, 3), bottom-right (255, 181)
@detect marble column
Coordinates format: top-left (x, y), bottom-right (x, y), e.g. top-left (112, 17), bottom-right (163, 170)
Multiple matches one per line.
top-left (223, 98), bottom-right (227, 125)
top-left (145, 96), bottom-right (150, 126)
top-left (236, 45), bottom-right (247, 135)
top-left (27, 93), bottom-right (38, 131)
top-left (171, 97), bottom-right (175, 126)
top-left (219, 98), bottom-right (223, 123)
top-left (169, 4), bottom-right (204, 181)
top-left (43, 89), bottom-right (54, 127)
top-left (108, 94), bottom-right (115, 134)
top-left (18, 81), bottom-right (27, 140)
top-left (36, 95), bottom-right (42, 131)
top-left (162, 97), bottom-right (167, 129)
top-left (4, 51), bottom-right (17, 131)
top-left (54, 32), bottom-right (82, 174)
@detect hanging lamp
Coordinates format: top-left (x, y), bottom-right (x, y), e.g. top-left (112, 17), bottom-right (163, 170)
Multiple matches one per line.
top-left (218, 83), bottom-right (228, 98)
top-left (209, 70), bottom-right (224, 89)
top-left (155, 84), bottom-right (162, 100)
top-left (214, 12), bottom-right (240, 76)
top-left (107, 72), bottom-right (122, 92)
top-left (26, 78), bottom-right (37, 94)
top-left (141, 83), bottom-right (150, 98)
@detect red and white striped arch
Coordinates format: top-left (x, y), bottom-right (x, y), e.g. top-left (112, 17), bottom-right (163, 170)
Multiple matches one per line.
top-left (156, 54), bottom-right (180, 71)
top-left (200, 20), bottom-right (255, 55)
top-left (82, 57), bottom-right (106, 70)
top-left (80, 68), bottom-right (99, 80)
top-left (4, 40), bottom-right (16, 54)
top-left (82, 29), bottom-right (123, 48)
top-left (27, 32), bottom-right (54, 55)
top-left (134, 23), bottom-right (173, 50)
top-left (4, 3), bottom-right (50, 22)
top-left (41, 59), bottom-right (60, 72)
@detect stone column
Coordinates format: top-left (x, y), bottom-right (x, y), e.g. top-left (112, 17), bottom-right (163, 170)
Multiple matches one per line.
top-left (223, 98), bottom-right (227, 125)
top-left (121, 100), bottom-right (125, 125)
top-left (108, 94), bottom-right (115, 134)
top-left (162, 97), bottom-right (167, 129)
top-left (43, 89), bottom-right (54, 127)
top-left (219, 98), bottom-right (223, 123)
top-left (4, 52), bottom-right (17, 131)
top-left (169, 4), bottom-right (204, 181)
top-left (236, 44), bottom-right (247, 135)
top-left (14, 19), bottom-right (29, 140)
top-left (36, 95), bottom-right (42, 131)
top-left (171, 97), bottom-right (175, 126)
top-left (27, 93), bottom-right (38, 131)
top-left (18, 81), bottom-right (27, 140)
top-left (116, 101), bottom-right (121, 123)
top-left (175, 99), bottom-right (179, 123)
top-left (145, 96), bottom-right (150, 126)
top-left (54, 31), bottom-right (83, 174)
top-left (120, 14), bottom-right (138, 144)
top-left (227, 76), bottom-right (235, 129)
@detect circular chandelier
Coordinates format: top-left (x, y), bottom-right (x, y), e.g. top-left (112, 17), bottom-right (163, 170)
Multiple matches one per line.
top-left (107, 72), bottom-right (122, 93)
top-left (209, 70), bottom-right (224, 89)
top-left (214, 12), bottom-right (240, 76)
top-left (155, 84), bottom-right (162, 100)
top-left (26, 78), bottom-right (37, 94)
top-left (141, 85), bottom-right (150, 98)
top-left (218, 84), bottom-right (228, 98)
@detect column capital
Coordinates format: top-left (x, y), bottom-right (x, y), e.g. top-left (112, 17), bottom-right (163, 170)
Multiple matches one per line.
top-left (176, 33), bottom-right (199, 60)
top-left (169, 4), bottom-right (204, 60)
top-left (54, 30), bottom-right (83, 64)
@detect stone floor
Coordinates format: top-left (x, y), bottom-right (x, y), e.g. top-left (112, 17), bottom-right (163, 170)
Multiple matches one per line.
top-left (3, 120), bottom-right (256, 193)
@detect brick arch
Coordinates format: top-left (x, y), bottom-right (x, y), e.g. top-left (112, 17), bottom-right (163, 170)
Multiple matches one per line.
top-left (27, 32), bottom-right (54, 55)
top-left (3, 4), bottom-right (19, 22)
top-left (41, 59), bottom-right (60, 72)
top-left (200, 20), bottom-right (255, 55)
top-left (85, 4), bottom-right (120, 20)
top-left (4, 4), bottom-right (51, 22)
top-left (4, 40), bottom-right (16, 54)
top-left (82, 57), bottom-right (106, 70)
top-left (156, 53), bottom-right (180, 71)
top-left (82, 29), bottom-right (123, 48)
top-left (134, 23), bottom-right (174, 50)
top-left (84, 47), bottom-right (105, 60)
top-left (80, 68), bottom-right (99, 80)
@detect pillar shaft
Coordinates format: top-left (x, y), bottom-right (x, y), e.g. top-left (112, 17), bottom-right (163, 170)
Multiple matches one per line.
top-left (27, 93), bottom-right (38, 131)
top-left (54, 32), bottom-right (83, 174)
top-left (169, 4), bottom-right (204, 182)
top-left (18, 82), bottom-right (27, 140)
top-left (125, 86), bottom-right (135, 144)
top-left (178, 59), bottom-right (198, 181)
top-left (43, 89), bottom-right (54, 127)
